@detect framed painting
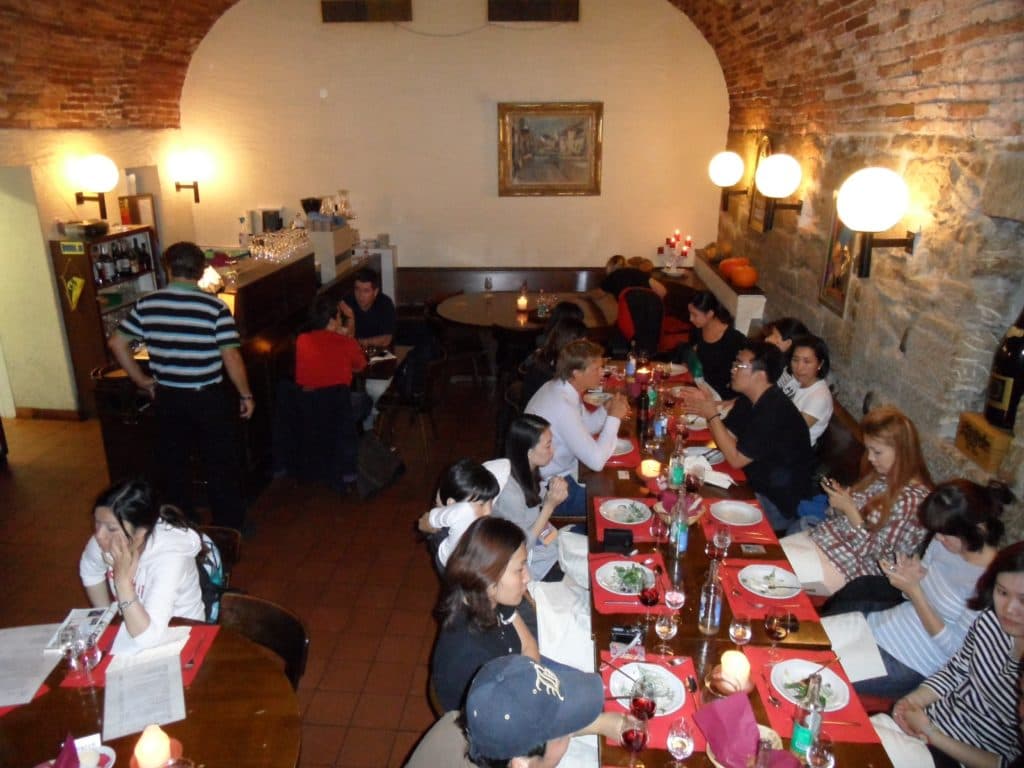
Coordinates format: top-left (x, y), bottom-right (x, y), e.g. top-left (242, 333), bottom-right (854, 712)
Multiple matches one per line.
top-left (498, 102), bottom-right (603, 196)
top-left (747, 135), bottom-right (772, 232)
top-left (819, 193), bottom-right (858, 317)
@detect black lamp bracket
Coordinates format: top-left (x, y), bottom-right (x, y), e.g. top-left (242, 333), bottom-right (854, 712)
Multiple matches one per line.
top-left (175, 181), bottom-right (201, 203)
top-left (74, 191), bottom-right (107, 219)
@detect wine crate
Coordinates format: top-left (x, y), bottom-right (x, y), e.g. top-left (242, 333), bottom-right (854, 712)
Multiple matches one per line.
top-left (955, 412), bottom-right (1012, 473)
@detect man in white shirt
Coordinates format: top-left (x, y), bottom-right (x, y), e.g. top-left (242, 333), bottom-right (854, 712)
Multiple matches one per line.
top-left (525, 339), bottom-right (629, 517)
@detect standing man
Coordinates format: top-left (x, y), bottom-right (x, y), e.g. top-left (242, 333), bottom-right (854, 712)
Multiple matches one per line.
top-left (684, 340), bottom-right (814, 533)
top-left (109, 241), bottom-right (252, 531)
top-left (340, 267), bottom-right (396, 428)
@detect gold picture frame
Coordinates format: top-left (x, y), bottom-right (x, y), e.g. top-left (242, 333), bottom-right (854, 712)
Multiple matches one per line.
top-left (819, 192), bottom-right (859, 317)
top-left (747, 136), bottom-right (772, 233)
top-left (498, 102), bottom-right (603, 196)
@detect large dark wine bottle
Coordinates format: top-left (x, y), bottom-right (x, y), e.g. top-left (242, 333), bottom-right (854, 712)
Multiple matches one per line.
top-left (985, 305), bottom-right (1024, 431)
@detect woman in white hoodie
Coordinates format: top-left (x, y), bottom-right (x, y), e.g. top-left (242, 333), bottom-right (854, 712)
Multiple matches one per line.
top-left (80, 478), bottom-right (204, 648)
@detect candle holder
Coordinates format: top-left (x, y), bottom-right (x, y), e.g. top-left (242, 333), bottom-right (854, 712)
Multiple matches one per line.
top-left (704, 650), bottom-right (754, 698)
top-left (130, 738), bottom-right (184, 768)
top-left (703, 668), bottom-right (755, 698)
top-left (639, 459), bottom-right (662, 480)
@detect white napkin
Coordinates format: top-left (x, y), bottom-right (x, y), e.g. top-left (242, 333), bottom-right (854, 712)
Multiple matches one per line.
top-left (109, 625), bottom-right (190, 659)
top-left (870, 714), bottom-right (934, 767)
top-left (369, 351), bottom-right (396, 364)
top-left (530, 577), bottom-right (594, 672)
top-left (557, 530), bottom-right (591, 589)
top-left (820, 613), bottom-right (887, 682)
top-left (779, 531), bottom-right (827, 595)
top-left (684, 455), bottom-right (734, 489)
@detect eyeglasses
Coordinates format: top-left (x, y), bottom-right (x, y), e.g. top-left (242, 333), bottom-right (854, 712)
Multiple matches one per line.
top-left (731, 361), bottom-right (753, 371)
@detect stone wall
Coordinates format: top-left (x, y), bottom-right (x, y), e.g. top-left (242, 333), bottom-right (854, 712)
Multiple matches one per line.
top-left (674, 0), bottom-right (1024, 536)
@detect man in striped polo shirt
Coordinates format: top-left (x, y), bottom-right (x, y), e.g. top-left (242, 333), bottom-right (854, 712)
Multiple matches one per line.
top-left (108, 241), bottom-right (253, 530)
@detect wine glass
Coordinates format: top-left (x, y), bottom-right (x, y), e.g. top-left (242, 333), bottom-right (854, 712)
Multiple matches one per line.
top-left (666, 717), bottom-right (695, 765)
top-left (684, 462), bottom-right (705, 494)
top-left (638, 569), bottom-right (660, 627)
top-left (706, 524), bottom-right (732, 561)
top-left (59, 624), bottom-right (85, 672)
top-left (764, 608), bottom-right (791, 660)
top-left (619, 713), bottom-right (649, 768)
top-left (629, 677), bottom-right (658, 720)
top-left (649, 514), bottom-right (668, 553)
top-left (654, 613), bottom-right (678, 655)
top-left (728, 615), bottom-right (753, 646)
top-left (807, 735), bottom-right (836, 768)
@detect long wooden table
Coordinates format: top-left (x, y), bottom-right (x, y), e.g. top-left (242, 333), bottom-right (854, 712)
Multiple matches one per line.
top-left (580, 401), bottom-right (893, 767)
top-left (0, 625), bottom-right (301, 767)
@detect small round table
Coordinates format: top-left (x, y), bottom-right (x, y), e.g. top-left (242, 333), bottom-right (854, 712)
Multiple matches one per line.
top-left (436, 291), bottom-right (613, 332)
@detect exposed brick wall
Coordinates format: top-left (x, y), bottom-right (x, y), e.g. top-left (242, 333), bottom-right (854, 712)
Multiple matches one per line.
top-left (0, 0), bottom-right (238, 129)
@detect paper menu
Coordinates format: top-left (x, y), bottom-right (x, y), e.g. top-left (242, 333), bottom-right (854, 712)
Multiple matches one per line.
top-left (0, 624), bottom-right (62, 707)
top-left (102, 654), bottom-right (186, 741)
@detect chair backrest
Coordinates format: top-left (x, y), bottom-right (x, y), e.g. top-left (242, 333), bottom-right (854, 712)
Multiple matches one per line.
top-left (218, 593), bottom-right (309, 690)
top-left (199, 525), bottom-right (242, 584)
top-left (618, 287), bottom-right (664, 356)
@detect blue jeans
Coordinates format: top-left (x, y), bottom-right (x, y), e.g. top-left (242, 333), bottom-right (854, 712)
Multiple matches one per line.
top-left (756, 493), bottom-right (801, 535)
top-left (853, 644), bottom-right (925, 699)
top-left (554, 475), bottom-right (587, 519)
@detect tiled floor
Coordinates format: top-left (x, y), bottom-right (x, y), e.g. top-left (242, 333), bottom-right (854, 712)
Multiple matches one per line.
top-left (0, 379), bottom-right (498, 767)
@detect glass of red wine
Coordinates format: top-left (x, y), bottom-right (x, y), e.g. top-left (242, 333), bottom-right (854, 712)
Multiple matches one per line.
top-left (629, 677), bottom-right (658, 720)
top-left (638, 568), bottom-right (660, 627)
top-left (649, 514), bottom-right (668, 553)
top-left (619, 713), bottom-right (649, 768)
top-left (764, 608), bottom-right (791, 660)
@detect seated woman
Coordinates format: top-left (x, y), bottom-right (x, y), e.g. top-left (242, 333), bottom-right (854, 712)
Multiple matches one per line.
top-left (830, 480), bottom-right (1006, 699)
top-left (418, 458), bottom-right (510, 569)
top-left (80, 479), bottom-right (205, 648)
top-left (787, 334), bottom-right (834, 446)
top-left (519, 317), bottom-right (588, 408)
top-left (430, 517), bottom-right (539, 711)
top-left (762, 316), bottom-right (809, 397)
top-left (493, 414), bottom-right (570, 582)
top-left (782, 406), bottom-right (932, 595)
top-left (686, 290), bottom-right (747, 399)
top-left (892, 541), bottom-right (1024, 768)
top-left (600, 254), bottom-right (667, 300)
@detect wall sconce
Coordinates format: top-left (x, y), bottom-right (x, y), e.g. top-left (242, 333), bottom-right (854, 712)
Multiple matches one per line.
top-left (836, 167), bottom-right (915, 278)
top-left (170, 149), bottom-right (212, 204)
top-left (754, 153), bottom-right (803, 230)
top-left (708, 151), bottom-right (747, 211)
top-left (72, 154), bottom-right (119, 219)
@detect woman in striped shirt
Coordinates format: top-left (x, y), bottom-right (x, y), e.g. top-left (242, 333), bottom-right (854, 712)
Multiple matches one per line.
top-left (851, 480), bottom-right (1007, 698)
top-left (894, 541), bottom-right (1024, 768)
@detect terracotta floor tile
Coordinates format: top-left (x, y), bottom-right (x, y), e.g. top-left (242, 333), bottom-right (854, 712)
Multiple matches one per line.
top-left (349, 692), bottom-right (408, 730)
top-left (320, 658), bottom-right (373, 692)
top-left (398, 691), bottom-right (436, 732)
top-left (366, 660), bottom-right (420, 692)
top-left (336, 726), bottom-right (396, 767)
top-left (306, 690), bottom-right (358, 726)
top-left (388, 730), bottom-right (423, 768)
top-left (375, 634), bottom-right (424, 663)
top-left (300, 723), bottom-right (346, 765)
top-left (384, 609), bottom-right (433, 638)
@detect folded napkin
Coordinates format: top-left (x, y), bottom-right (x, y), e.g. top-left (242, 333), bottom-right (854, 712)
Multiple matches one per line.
top-left (605, 437), bottom-right (641, 469)
top-left (601, 652), bottom-right (706, 751)
top-left (820, 613), bottom-right (887, 683)
top-left (701, 500), bottom-right (777, 544)
top-left (693, 693), bottom-right (799, 768)
top-left (744, 645), bottom-right (880, 744)
top-left (589, 552), bottom-right (673, 615)
top-left (720, 561), bottom-right (820, 622)
top-left (594, 497), bottom-right (658, 543)
top-left (53, 733), bottom-right (80, 768)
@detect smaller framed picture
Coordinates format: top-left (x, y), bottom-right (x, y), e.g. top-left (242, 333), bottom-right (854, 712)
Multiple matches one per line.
top-left (819, 193), bottom-right (858, 317)
top-left (747, 136), bottom-right (772, 233)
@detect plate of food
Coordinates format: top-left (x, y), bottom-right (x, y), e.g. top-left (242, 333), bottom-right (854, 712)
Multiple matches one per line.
top-left (710, 501), bottom-right (763, 526)
top-left (706, 725), bottom-right (781, 768)
top-left (608, 662), bottom-right (686, 717)
top-left (595, 561), bottom-right (655, 596)
top-left (612, 437), bottom-right (635, 457)
top-left (599, 499), bottom-right (652, 525)
top-left (738, 564), bottom-right (801, 599)
top-left (770, 659), bottom-right (850, 712)
top-left (583, 390), bottom-right (613, 407)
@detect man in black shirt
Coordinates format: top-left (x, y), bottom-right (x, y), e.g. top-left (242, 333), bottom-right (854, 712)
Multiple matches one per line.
top-left (684, 340), bottom-right (813, 533)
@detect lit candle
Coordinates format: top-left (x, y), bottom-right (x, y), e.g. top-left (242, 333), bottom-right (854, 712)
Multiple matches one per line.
top-left (685, 234), bottom-right (693, 247)
top-left (134, 724), bottom-right (171, 768)
top-left (636, 366), bottom-right (651, 384)
top-left (720, 650), bottom-right (751, 691)
top-left (516, 294), bottom-right (528, 311)
top-left (640, 459), bottom-right (662, 478)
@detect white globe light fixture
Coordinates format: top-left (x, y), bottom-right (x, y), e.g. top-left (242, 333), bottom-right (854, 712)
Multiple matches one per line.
top-left (753, 153), bottom-right (803, 230)
top-left (708, 151), bottom-right (747, 212)
top-left (835, 166), bottom-right (915, 278)
top-left (73, 153), bottom-right (119, 219)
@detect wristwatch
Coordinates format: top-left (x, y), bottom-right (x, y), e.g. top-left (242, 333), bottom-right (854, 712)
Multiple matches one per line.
top-left (118, 597), bottom-right (137, 614)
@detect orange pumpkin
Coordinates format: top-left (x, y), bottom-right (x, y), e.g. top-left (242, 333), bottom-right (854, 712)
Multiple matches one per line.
top-left (731, 265), bottom-right (759, 288)
top-left (718, 257), bottom-right (751, 280)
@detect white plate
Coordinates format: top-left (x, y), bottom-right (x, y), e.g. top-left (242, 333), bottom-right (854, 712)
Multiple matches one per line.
top-left (609, 662), bottom-right (686, 717)
top-left (661, 267), bottom-right (687, 276)
top-left (770, 660), bottom-right (851, 712)
top-left (612, 437), bottom-right (634, 457)
top-left (683, 414), bottom-right (708, 429)
top-left (738, 564), bottom-right (801, 599)
top-left (666, 363), bottom-right (687, 376)
top-left (584, 391), bottom-right (613, 407)
top-left (706, 725), bottom-right (781, 768)
top-left (710, 501), bottom-right (763, 526)
top-left (599, 498), bottom-right (652, 525)
top-left (36, 746), bottom-right (116, 768)
top-left (595, 561), bottom-right (654, 595)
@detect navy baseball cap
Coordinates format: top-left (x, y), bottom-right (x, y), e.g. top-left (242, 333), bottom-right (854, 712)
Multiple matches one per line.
top-left (465, 656), bottom-right (603, 761)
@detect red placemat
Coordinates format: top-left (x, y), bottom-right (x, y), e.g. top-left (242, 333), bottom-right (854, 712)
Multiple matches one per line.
top-left (594, 497), bottom-right (658, 543)
top-left (712, 461), bottom-right (746, 483)
top-left (744, 646), bottom-right (879, 744)
top-left (701, 499), bottom-right (777, 545)
top-left (0, 684), bottom-right (49, 717)
top-left (600, 651), bottom-right (706, 752)
top-left (720, 561), bottom-right (819, 622)
top-left (61, 624), bottom-right (220, 688)
top-left (589, 552), bottom-right (673, 615)
top-left (606, 437), bottom-right (641, 469)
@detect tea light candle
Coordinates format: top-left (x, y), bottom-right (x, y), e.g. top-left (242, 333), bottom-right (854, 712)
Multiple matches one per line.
top-left (640, 459), bottom-right (661, 478)
top-left (636, 366), bottom-right (651, 384)
top-left (516, 294), bottom-right (528, 311)
top-left (720, 650), bottom-right (752, 691)
top-left (134, 724), bottom-right (171, 768)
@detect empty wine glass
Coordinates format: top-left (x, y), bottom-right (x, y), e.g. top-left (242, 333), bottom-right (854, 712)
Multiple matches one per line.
top-left (666, 717), bottom-right (695, 765)
top-left (807, 735), bottom-right (836, 768)
top-left (649, 515), bottom-right (668, 553)
top-left (713, 525), bottom-right (732, 560)
top-left (654, 613), bottom-right (678, 655)
top-left (59, 624), bottom-right (85, 672)
top-left (728, 615), bottom-right (753, 646)
top-left (764, 608), bottom-right (791, 660)
top-left (619, 713), bottom-right (649, 768)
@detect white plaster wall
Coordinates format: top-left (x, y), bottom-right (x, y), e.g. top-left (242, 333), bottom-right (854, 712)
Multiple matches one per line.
top-left (181, 0), bottom-right (729, 264)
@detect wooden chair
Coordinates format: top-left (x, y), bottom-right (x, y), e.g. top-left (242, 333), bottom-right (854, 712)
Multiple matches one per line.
top-left (218, 593), bottom-right (309, 691)
top-left (199, 525), bottom-right (242, 586)
top-left (376, 352), bottom-right (449, 454)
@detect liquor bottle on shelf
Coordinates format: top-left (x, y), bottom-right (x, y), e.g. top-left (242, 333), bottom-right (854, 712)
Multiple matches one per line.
top-left (985, 305), bottom-right (1024, 431)
top-left (99, 244), bottom-right (117, 284)
top-left (138, 240), bottom-right (152, 272)
top-left (128, 238), bottom-right (141, 275)
top-left (91, 245), bottom-right (105, 286)
top-left (790, 673), bottom-right (824, 761)
top-left (114, 241), bottom-right (131, 278)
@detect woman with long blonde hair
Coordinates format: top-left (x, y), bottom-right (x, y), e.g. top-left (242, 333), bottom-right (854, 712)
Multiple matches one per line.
top-left (783, 406), bottom-right (933, 596)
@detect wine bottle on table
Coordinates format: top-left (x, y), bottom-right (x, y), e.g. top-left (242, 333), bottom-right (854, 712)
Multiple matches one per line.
top-left (985, 305), bottom-right (1024, 431)
top-left (697, 559), bottom-right (722, 635)
top-left (790, 673), bottom-right (824, 762)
